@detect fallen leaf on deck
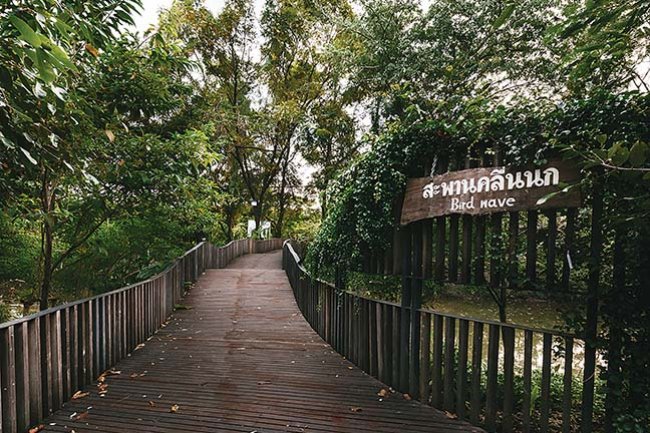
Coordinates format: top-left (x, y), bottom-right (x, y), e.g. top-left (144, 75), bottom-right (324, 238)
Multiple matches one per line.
top-left (72, 391), bottom-right (89, 400)
top-left (28, 425), bottom-right (44, 433)
top-left (403, 393), bottom-right (412, 401)
top-left (377, 389), bottom-right (389, 398)
top-left (350, 407), bottom-right (363, 413)
top-left (257, 381), bottom-right (272, 385)
top-left (170, 404), bottom-right (180, 413)
top-left (148, 401), bottom-right (156, 407)
top-left (135, 343), bottom-right (146, 350)
top-left (444, 411), bottom-right (458, 419)
top-left (73, 411), bottom-right (89, 421)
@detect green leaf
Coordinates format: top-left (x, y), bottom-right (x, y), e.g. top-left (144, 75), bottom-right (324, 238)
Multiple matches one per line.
top-left (19, 147), bottom-right (37, 165)
top-left (609, 142), bottom-right (630, 166)
top-left (628, 141), bottom-right (648, 167)
top-left (493, 4), bottom-right (516, 28)
top-left (48, 43), bottom-right (77, 71)
top-left (596, 133), bottom-right (608, 145)
top-left (35, 49), bottom-right (55, 83)
top-left (10, 15), bottom-right (42, 47)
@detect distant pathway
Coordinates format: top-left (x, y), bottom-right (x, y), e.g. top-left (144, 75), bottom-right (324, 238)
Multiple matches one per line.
top-left (42, 251), bottom-right (482, 432)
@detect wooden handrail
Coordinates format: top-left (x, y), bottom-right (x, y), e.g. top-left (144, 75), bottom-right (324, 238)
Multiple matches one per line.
top-left (0, 238), bottom-right (283, 433)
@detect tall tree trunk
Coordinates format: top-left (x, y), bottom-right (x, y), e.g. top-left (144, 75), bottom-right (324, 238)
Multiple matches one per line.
top-left (39, 168), bottom-right (55, 310)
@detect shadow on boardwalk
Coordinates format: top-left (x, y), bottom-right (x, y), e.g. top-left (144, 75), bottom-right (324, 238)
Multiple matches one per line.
top-left (42, 251), bottom-right (483, 432)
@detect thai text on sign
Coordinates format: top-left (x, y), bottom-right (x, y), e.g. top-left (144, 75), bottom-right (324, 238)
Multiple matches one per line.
top-left (400, 160), bottom-right (581, 225)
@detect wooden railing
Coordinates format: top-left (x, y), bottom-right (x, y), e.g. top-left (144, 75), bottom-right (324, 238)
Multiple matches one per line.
top-left (283, 240), bottom-right (594, 433)
top-left (0, 238), bottom-right (282, 433)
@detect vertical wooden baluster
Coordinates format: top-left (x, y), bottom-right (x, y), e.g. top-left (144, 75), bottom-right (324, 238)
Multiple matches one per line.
top-left (431, 314), bottom-right (443, 408)
top-left (50, 311), bottom-right (62, 411)
top-left (456, 319), bottom-right (469, 419)
top-left (1, 326), bottom-right (17, 433)
top-left (400, 224), bottom-right (412, 392)
top-left (540, 333), bottom-right (553, 433)
top-left (369, 302), bottom-right (378, 378)
top-left (384, 304), bottom-right (394, 387)
top-left (522, 330), bottom-right (533, 433)
top-left (69, 306), bottom-right (78, 394)
top-left (469, 322), bottom-right (483, 424)
top-left (419, 313), bottom-right (431, 405)
top-left (14, 322), bottom-right (29, 431)
top-left (28, 319), bottom-right (42, 422)
top-left (443, 316), bottom-right (456, 411)
top-left (470, 321), bottom-right (484, 425)
top-left (40, 315), bottom-right (52, 416)
top-left (502, 326), bottom-right (516, 433)
top-left (391, 306), bottom-right (400, 388)
top-left (376, 303), bottom-right (384, 381)
top-left (61, 309), bottom-right (71, 401)
top-left (562, 337), bottom-right (574, 433)
top-left (485, 324), bottom-right (500, 431)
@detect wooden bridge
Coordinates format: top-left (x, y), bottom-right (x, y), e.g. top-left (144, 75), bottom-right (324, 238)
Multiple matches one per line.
top-left (0, 240), bottom-right (483, 433)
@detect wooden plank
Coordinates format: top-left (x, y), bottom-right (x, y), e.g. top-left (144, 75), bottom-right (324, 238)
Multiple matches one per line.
top-left (391, 306), bottom-right (400, 389)
top-left (14, 322), bottom-right (30, 431)
top-left (431, 314), bottom-right (443, 408)
top-left (540, 333), bottom-right (553, 433)
top-left (419, 313), bottom-right (431, 404)
top-left (456, 319), bottom-right (469, 419)
top-left (522, 330), bottom-right (533, 433)
top-left (28, 319), bottom-right (42, 422)
top-left (50, 311), bottom-right (63, 411)
top-left (40, 315), bottom-right (52, 416)
top-left (485, 324), bottom-right (500, 431)
top-left (369, 301), bottom-right (378, 378)
top-left (502, 327), bottom-right (515, 433)
top-left (0, 326), bottom-right (17, 433)
top-left (470, 321), bottom-right (484, 425)
top-left (443, 316), bottom-right (456, 411)
top-left (563, 337), bottom-right (574, 433)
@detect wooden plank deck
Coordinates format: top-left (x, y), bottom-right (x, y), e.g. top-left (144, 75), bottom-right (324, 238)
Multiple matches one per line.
top-left (40, 251), bottom-right (483, 433)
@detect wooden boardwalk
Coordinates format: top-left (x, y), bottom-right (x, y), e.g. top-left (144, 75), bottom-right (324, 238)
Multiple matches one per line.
top-left (41, 251), bottom-right (482, 433)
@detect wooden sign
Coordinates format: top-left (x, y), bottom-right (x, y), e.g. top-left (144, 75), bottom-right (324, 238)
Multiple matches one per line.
top-left (400, 160), bottom-right (581, 225)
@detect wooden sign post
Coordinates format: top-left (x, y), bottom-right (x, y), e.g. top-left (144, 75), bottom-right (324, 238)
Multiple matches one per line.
top-left (400, 160), bottom-right (581, 225)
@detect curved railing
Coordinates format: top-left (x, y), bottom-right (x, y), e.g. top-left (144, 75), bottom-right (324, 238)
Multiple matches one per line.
top-left (283, 240), bottom-right (593, 433)
top-left (0, 238), bottom-right (283, 433)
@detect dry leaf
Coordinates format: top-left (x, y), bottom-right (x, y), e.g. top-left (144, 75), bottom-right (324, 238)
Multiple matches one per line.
top-left (257, 381), bottom-right (272, 385)
top-left (73, 411), bottom-right (89, 421)
top-left (85, 43), bottom-right (99, 57)
top-left (170, 404), bottom-right (180, 413)
top-left (350, 407), bottom-right (363, 413)
top-left (403, 393), bottom-right (412, 401)
top-left (444, 411), bottom-right (458, 419)
top-left (135, 343), bottom-right (146, 350)
top-left (377, 389), bottom-right (389, 398)
top-left (148, 401), bottom-right (156, 407)
top-left (28, 425), bottom-right (44, 433)
top-left (104, 130), bottom-right (115, 143)
top-left (72, 391), bottom-right (89, 400)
